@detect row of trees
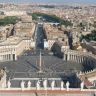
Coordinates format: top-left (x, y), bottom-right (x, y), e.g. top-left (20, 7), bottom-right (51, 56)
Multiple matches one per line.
top-left (0, 16), bottom-right (19, 26)
top-left (81, 30), bottom-right (96, 41)
top-left (28, 12), bottom-right (73, 27)
top-left (38, 5), bottom-right (55, 8)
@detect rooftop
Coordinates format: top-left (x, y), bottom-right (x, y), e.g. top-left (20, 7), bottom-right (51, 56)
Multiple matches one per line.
top-left (0, 36), bottom-right (22, 46)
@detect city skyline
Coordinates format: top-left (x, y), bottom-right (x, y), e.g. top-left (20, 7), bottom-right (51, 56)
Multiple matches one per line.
top-left (0, 0), bottom-right (96, 94)
top-left (0, 0), bottom-right (96, 4)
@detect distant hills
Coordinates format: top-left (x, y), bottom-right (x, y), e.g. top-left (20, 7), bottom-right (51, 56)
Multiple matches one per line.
top-left (0, 0), bottom-right (96, 5)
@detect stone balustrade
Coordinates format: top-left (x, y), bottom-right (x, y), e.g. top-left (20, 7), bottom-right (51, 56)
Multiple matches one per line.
top-left (4, 79), bottom-right (94, 92)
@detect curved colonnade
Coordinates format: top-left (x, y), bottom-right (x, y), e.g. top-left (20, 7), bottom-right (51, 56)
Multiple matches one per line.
top-left (63, 49), bottom-right (96, 71)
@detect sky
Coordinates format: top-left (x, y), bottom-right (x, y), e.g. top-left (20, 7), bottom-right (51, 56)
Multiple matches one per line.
top-left (0, 0), bottom-right (96, 4)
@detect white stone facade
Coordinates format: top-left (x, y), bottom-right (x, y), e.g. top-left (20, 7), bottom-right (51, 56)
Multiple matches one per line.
top-left (0, 37), bottom-right (34, 62)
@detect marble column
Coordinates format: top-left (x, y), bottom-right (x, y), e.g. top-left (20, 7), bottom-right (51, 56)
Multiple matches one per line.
top-left (81, 57), bottom-right (83, 63)
top-left (5, 55), bottom-right (6, 61)
top-left (10, 54), bottom-right (13, 60)
top-left (3, 55), bottom-right (5, 61)
top-left (74, 55), bottom-right (76, 61)
top-left (8, 54), bottom-right (10, 60)
top-left (73, 55), bottom-right (75, 61)
top-left (63, 54), bottom-right (66, 61)
top-left (15, 54), bottom-right (17, 60)
top-left (77, 56), bottom-right (79, 63)
top-left (7, 55), bottom-right (8, 60)
top-left (67, 54), bottom-right (70, 61)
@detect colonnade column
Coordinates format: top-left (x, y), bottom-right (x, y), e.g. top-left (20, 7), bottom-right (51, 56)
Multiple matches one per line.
top-left (63, 54), bottom-right (66, 61)
top-left (15, 54), bottom-right (17, 60)
top-left (10, 54), bottom-right (13, 61)
top-left (67, 54), bottom-right (70, 61)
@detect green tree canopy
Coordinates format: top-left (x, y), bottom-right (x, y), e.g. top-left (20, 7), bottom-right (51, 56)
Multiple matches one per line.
top-left (28, 12), bottom-right (73, 27)
top-left (0, 16), bottom-right (19, 26)
top-left (81, 30), bottom-right (96, 41)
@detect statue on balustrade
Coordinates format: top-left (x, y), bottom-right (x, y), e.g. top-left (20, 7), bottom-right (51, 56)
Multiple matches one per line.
top-left (21, 81), bottom-right (25, 90)
top-left (43, 79), bottom-right (47, 90)
top-left (51, 80), bottom-right (55, 90)
top-left (36, 80), bottom-right (40, 90)
top-left (80, 81), bottom-right (84, 91)
top-left (27, 81), bottom-right (31, 89)
top-left (66, 81), bottom-right (70, 91)
top-left (7, 80), bottom-right (11, 88)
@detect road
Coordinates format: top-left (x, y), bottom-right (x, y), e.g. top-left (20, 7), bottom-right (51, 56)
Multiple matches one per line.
top-left (35, 23), bottom-right (45, 50)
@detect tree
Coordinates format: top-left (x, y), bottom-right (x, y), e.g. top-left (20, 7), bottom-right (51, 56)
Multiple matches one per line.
top-left (81, 30), bottom-right (96, 41)
top-left (28, 12), bottom-right (73, 27)
top-left (0, 16), bottom-right (19, 26)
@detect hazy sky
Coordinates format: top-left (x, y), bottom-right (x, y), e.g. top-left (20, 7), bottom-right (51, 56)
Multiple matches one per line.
top-left (0, 0), bottom-right (96, 4)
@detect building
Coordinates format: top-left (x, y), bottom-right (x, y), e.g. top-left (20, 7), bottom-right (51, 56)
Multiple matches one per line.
top-left (43, 23), bottom-right (69, 50)
top-left (0, 16), bottom-right (36, 62)
top-left (0, 36), bottom-right (35, 62)
top-left (81, 41), bottom-right (96, 55)
top-left (0, 24), bottom-right (14, 41)
top-left (4, 11), bottom-right (26, 16)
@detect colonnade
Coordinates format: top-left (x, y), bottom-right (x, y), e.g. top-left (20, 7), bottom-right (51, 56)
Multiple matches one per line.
top-left (0, 53), bottom-right (17, 62)
top-left (63, 53), bottom-right (85, 63)
top-left (63, 50), bottom-right (96, 66)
